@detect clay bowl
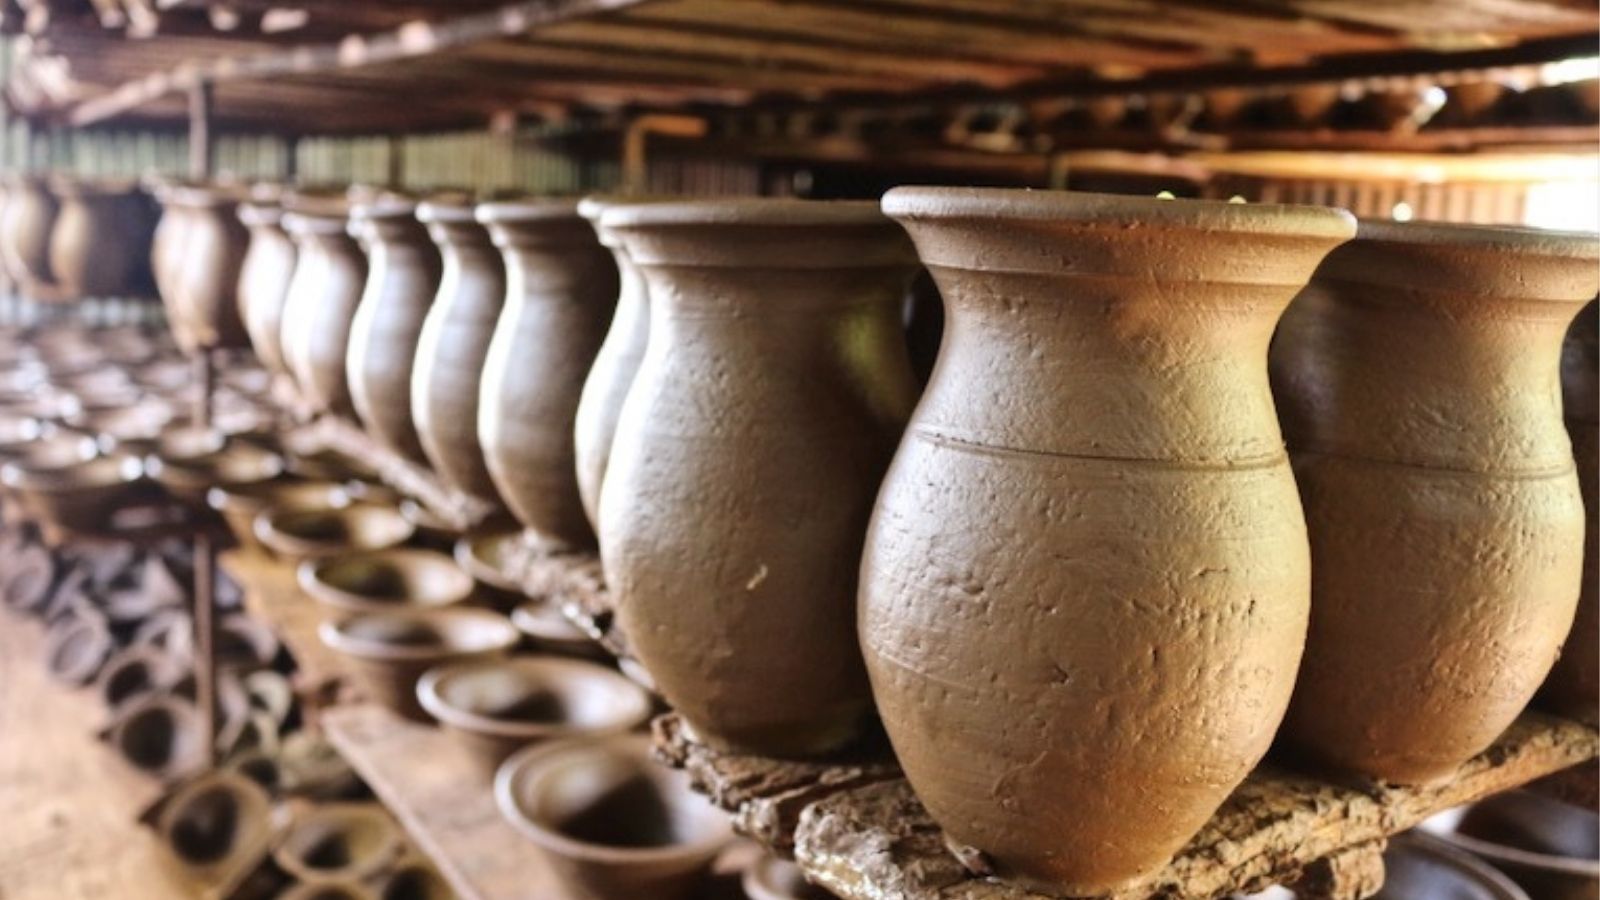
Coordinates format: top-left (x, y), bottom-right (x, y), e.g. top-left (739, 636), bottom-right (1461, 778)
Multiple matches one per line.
top-left (0, 430), bottom-right (98, 470)
top-left (147, 438), bottom-right (286, 507)
top-left (0, 412), bottom-right (45, 457)
top-left (376, 858), bottom-right (452, 900)
top-left (454, 527), bottom-right (528, 611)
top-left (109, 694), bottom-right (206, 781)
top-left (45, 613), bottom-right (114, 685)
top-left (743, 854), bottom-right (838, 900)
top-left (157, 770), bottom-right (277, 894)
top-left (495, 733), bottom-right (734, 900)
top-left (318, 608), bottom-right (520, 721)
top-left (272, 803), bottom-right (404, 885)
top-left (96, 644), bottom-right (184, 713)
top-left (417, 655), bottom-right (653, 776)
top-left (1424, 791), bottom-right (1599, 900)
top-left (299, 548), bottom-right (475, 619)
top-left (1, 454), bottom-right (151, 535)
top-left (512, 599), bottom-right (609, 662)
top-left (208, 478), bottom-right (352, 552)
top-left (277, 884), bottom-right (378, 900)
top-left (219, 613), bottom-right (283, 670)
top-left (254, 503), bottom-right (415, 562)
top-left (67, 398), bottom-right (176, 450)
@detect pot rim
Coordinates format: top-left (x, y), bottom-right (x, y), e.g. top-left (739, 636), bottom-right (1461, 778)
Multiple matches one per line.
top-left (282, 210), bottom-right (354, 235)
top-left (880, 186), bottom-right (1357, 239)
top-left (1352, 218), bottom-right (1600, 257)
top-left (602, 198), bottom-right (888, 230)
top-left (299, 547), bottom-right (477, 615)
top-left (416, 200), bottom-right (479, 224)
top-left (416, 655), bottom-right (652, 739)
top-left (272, 802), bottom-right (402, 884)
top-left (509, 599), bottom-right (591, 645)
top-left (318, 608), bottom-right (520, 662)
top-left (253, 503), bottom-right (416, 559)
top-left (476, 197), bottom-right (582, 224)
top-left (453, 528), bottom-right (526, 593)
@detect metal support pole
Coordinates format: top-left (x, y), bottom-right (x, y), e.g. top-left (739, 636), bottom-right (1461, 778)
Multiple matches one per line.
top-left (188, 79), bottom-right (220, 768)
top-left (188, 80), bottom-right (214, 181)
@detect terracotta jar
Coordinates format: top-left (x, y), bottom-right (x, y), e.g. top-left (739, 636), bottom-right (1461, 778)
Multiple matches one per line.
top-left (148, 179), bottom-right (189, 325)
top-left (1542, 299), bottom-right (1598, 722)
top-left (573, 196), bottom-right (654, 531)
top-left (345, 197), bottom-right (441, 463)
top-left (866, 188), bottom-right (1354, 895)
top-left (280, 201), bottom-right (367, 416)
top-left (238, 197), bottom-right (298, 377)
top-left (411, 200), bottom-right (506, 503)
top-left (0, 175), bottom-right (58, 296)
top-left (1272, 221), bottom-right (1598, 783)
top-left (161, 184), bottom-right (251, 351)
top-left (49, 179), bottom-right (154, 301)
top-left (478, 199), bottom-right (616, 549)
top-left (600, 199), bottom-right (920, 756)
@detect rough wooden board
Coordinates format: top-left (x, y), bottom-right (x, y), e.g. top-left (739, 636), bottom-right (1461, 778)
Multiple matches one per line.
top-left (322, 702), bottom-right (575, 900)
top-left (0, 615), bottom-right (189, 900)
top-left (222, 549), bottom-right (349, 693)
top-left (789, 714), bottom-right (1599, 900)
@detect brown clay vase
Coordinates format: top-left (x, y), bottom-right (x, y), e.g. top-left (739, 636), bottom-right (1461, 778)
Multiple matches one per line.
top-left (0, 174), bottom-right (58, 297)
top-left (573, 196), bottom-right (654, 531)
top-left (477, 200), bottom-right (616, 549)
top-left (1542, 298), bottom-right (1598, 723)
top-left (238, 197), bottom-right (298, 377)
top-left (866, 187), bottom-right (1354, 895)
top-left (49, 178), bottom-right (154, 300)
top-left (281, 203), bottom-right (368, 416)
top-left (411, 200), bottom-right (506, 503)
top-left (161, 184), bottom-right (252, 351)
top-left (600, 199), bottom-right (919, 757)
top-left (345, 198), bottom-right (441, 463)
top-left (1271, 221), bottom-right (1598, 784)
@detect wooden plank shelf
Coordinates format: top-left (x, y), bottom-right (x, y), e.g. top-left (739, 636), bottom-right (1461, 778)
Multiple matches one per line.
top-left (651, 711), bottom-right (1600, 900)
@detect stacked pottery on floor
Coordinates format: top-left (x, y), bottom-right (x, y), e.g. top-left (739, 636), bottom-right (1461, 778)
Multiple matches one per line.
top-left (863, 188), bottom-right (1354, 894)
top-left (280, 195), bottom-right (368, 417)
top-left (1271, 222), bottom-right (1598, 783)
top-left (600, 199), bottom-right (920, 757)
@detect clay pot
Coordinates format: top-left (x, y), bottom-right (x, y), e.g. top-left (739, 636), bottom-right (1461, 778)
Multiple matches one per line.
top-left (0, 175), bottom-right (58, 295)
top-left (318, 607), bottom-right (519, 721)
top-left (375, 858), bottom-right (452, 900)
top-left (45, 613), bottom-right (114, 685)
top-left (281, 204), bottom-right (368, 416)
top-left (68, 396), bottom-right (175, 449)
top-left (1427, 790), bottom-right (1598, 900)
top-left (742, 854), bottom-right (837, 900)
top-left (345, 198), bottom-right (441, 463)
top-left (157, 770), bottom-right (277, 892)
top-left (477, 199), bottom-right (616, 549)
top-left (1272, 221), bottom-right (1598, 784)
top-left (411, 201), bottom-right (506, 502)
top-left (253, 503), bottom-right (415, 561)
top-left (511, 599), bottom-right (607, 661)
top-left (299, 548), bottom-right (475, 619)
top-left (1542, 298), bottom-right (1598, 722)
top-left (866, 188), bottom-right (1354, 894)
top-left (147, 439), bottom-right (286, 506)
top-left (238, 199), bottom-right (299, 377)
top-left (97, 644), bottom-right (184, 713)
top-left (277, 884), bottom-right (378, 900)
top-left (599, 199), bottom-right (920, 757)
top-left (2, 454), bottom-right (152, 534)
top-left (109, 694), bottom-right (206, 780)
top-left (494, 734), bottom-right (733, 900)
top-left (272, 804), bottom-right (403, 885)
top-left (49, 179), bottom-right (154, 300)
top-left (574, 196), bottom-right (656, 532)
top-left (159, 184), bottom-right (252, 352)
top-left (453, 526), bottom-right (528, 610)
top-left (417, 655), bottom-right (653, 775)
top-left (207, 478), bottom-right (352, 552)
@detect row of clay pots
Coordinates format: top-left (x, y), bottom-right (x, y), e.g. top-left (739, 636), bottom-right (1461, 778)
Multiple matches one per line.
top-left (0, 175), bottom-right (158, 302)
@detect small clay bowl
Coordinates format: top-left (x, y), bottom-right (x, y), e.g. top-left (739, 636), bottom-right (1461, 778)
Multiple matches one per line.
top-left (276, 884), bottom-right (378, 900)
top-left (0, 431), bottom-right (98, 471)
top-left (299, 548), bottom-right (475, 619)
top-left (454, 527), bottom-right (528, 611)
top-left (417, 656), bottom-right (653, 776)
top-left (148, 439), bottom-right (286, 506)
top-left (254, 503), bottom-right (416, 561)
top-left (45, 613), bottom-right (115, 685)
top-left (318, 608), bottom-right (520, 721)
top-left (68, 398), bottom-right (175, 448)
top-left (207, 478), bottom-right (352, 552)
top-left (1425, 791), bottom-right (1598, 900)
top-left (272, 803), bottom-right (404, 885)
top-left (96, 644), bottom-right (183, 713)
top-left (743, 853), bottom-right (838, 900)
top-left (399, 499), bottom-right (459, 552)
top-left (376, 858), bottom-right (452, 900)
top-left (109, 694), bottom-right (206, 781)
top-left (0, 414), bottom-right (46, 457)
top-left (1, 455), bottom-right (151, 534)
top-left (157, 770), bottom-right (277, 894)
top-left (512, 599), bottom-right (609, 662)
top-left (495, 734), bottom-right (734, 900)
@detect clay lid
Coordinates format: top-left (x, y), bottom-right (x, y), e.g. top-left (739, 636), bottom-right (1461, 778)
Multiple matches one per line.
top-left (417, 655), bottom-right (652, 741)
top-left (318, 607), bottom-right (520, 662)
top-left (1318, 219), bottom-right (1600, 301)
top-left (299, 547), bottom-right (476, 617)
top-left (602, 198), bottom-right (916, 269)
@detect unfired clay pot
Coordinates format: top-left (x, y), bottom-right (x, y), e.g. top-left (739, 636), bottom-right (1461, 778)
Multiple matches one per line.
top-left (207, 478), bottom-right (352, 553)
top-left (253, 503), bottom-right (415, 561)
top-left (159, 184), bottom-right (251, 352)
top-left (411, 201), bottom-right (506, 503)
top-left (281, 203), bottom-right (368, 415)
top-left (238, 198), bottom-right (298, 377)
top-left (299, 548), bottom-right (475, 618)
top-left (1542, 298), bottom-right (1598, 723)
top-left (49, 179), bottom-right (154, 300)
top-left (317, 607), bottom-right (519, 721)
top-left (157, 770), bottom-right (277, 893)
top-left (453, 527), bottom-right (527, 611)
top-left (494, 734), bottom-right (733, 900)
top-left (0, 175), bottom-right (58, 296)
top-left (573, 196), bottom-right (654, 531)
top-left (345, 198), bottom-right (441, 463)
top-left (272, 803), bottom-right (403, 885)
top-left (866, 187), bottom-right (1354, 894)
top-left (600, 199), bottom-right (919, 757)
top-left (110, 693), bottom-right (206, 780)
top-left (1272, 221), bottom-right (1598, 783)
top-left (478, 200), bottom-right (616, 550)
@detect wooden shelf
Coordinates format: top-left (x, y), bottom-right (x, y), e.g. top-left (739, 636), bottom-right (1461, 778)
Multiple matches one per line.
top-left (652, 711), bottom-right (1600, 900)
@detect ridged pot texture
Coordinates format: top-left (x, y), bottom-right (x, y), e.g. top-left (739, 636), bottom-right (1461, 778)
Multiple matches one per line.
top-left (238, 201), bottom-right (298, 377)
top-left (478, 200), bottom-right (616, 550)
top-left (163, 186), bottom-right (251, 351)
top-left (600, 199), bottom-right (920, 758)
top-left (280, 210), bottom-right (368, 416)
top-left (0, 177), bottom-right (57, 296)
top-left (1272, 221), bottom-right (1598, 782)
top-left (865, 187), bottom-right (1354, 895)
top-left (345, 201), bottom-right (441, 464)
top-left (411, 203), bottom-right (507, 504)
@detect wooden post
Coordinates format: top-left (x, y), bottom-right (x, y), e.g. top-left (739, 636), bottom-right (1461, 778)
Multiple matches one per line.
top-left (620, 114), bottom-right (707, 194)
top-left (188, 78), bottom-right (220, 769)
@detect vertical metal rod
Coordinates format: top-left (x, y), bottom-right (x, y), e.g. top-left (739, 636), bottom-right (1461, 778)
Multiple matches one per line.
top-left (188, 80), bottom-right (214, 181)
top-left (188, 80), bottom-right (219, 768)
